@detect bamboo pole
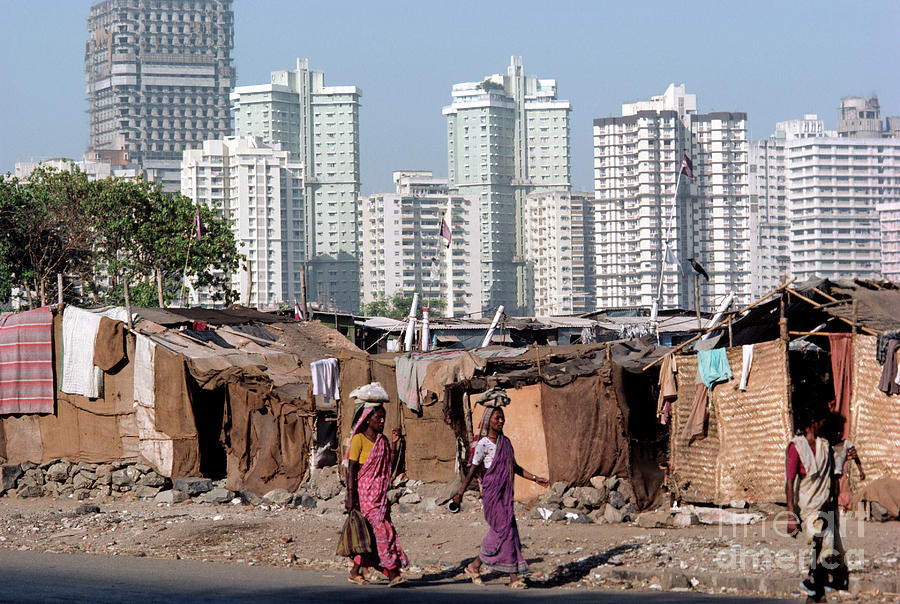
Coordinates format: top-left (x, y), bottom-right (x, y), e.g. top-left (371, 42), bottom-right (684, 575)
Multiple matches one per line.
top-left (122, 278), bottom-right (133, 330)
top-left (300, 264), bottom-right (309, 321)
top-left (156, 268), bottom-right (164, 308)
top-left (642, 279), bottom-right (797, 371)
top-left (788, 331), bottom-right (854, 336)
top-left (786, 288), bottom-right (876, 336)
top-left (57, 273), bottom-right (64, 308)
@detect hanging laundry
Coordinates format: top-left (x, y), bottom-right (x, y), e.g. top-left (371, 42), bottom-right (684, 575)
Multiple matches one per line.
top-left (738, 344), bottom-right (754, 391)
top-left (61, 306), bottom-right (129, 398)
top-left (656, 353), bottom-right (678, 424)
top-left (93, 316), bottom-right (127, 371)
top-left (681, 383), bottom-right (709, 443)
top-left (310, 357), bottom-right (340, 402)
top-left (0, 307), bottom-right (54, 415)
top-left (697, 349), bottom-right (732, 388)
top-left (829, 333), bottom-right (854, 438)
top-left (876, 330), bottom-right (900, 365)
top-left (133, 333), bottom-right (156, 407)
top-left (877, 339), bottom-right (900, 396)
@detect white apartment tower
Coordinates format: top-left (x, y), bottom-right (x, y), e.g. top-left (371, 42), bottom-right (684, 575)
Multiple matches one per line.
top-left (232, 59), bottom-right (361, 312)
top-left (181, 137), bottom-right (305, 309)
top-left (593, 84), bottom-right (750, 311)
top-left (747, 115), bottom-right (826, 297)
top-left (523, 191), bottom-right (595, 315)
top-left (443, 57), bottom-right (571, 313)
top-left (359, 171), bottom-right (480, 316)
top-left (85, 0), bottom-right (235, 192)
top-left (751, 97), bottom-right (900, 284)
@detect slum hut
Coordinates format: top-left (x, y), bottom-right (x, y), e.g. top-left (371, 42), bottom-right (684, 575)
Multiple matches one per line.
top-left (0, 305), bottom-right (360, 495)
top-left (337, 341), bottom-right (671, 508)
top-left (660, 278), bottom-right (900, 507)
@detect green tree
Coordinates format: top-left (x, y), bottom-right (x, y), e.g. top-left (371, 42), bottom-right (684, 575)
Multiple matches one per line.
top-left (0, 167), bottom-right (95, 305)
top-left (362, 291), bottom-right (446, 318)
top-left (88, 178), bottom-right (242, 306)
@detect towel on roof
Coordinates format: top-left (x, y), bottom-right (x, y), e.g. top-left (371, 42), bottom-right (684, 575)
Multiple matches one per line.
top-left (0, 307), bottom-right (54, 415)
top-left (696, 348), bottom-right (732, 388)
top-left (61, 306), bottom-right (129, 398)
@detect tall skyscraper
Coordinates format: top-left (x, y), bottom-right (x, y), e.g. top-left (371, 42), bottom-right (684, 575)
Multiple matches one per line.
top-left (523, 191), bottom-right (594, 315)
top-left (751, 98), bottom-right (900, 284)
top-left (85, 0), bottom-right (235, 192)
top-left (443, 57), bottom-right (571, 313)
top-left (593, 84), bottom-right (750, 311)
top-left (232, 59), bottom-right (361, 312)
top-left (359, 171), bottom-right (480, 316)
top-left (181, 137), bottom-right (305, 308)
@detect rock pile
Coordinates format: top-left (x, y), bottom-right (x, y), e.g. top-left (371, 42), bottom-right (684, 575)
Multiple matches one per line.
top-left (1, 460), bottom-right (170, 501)
top-left (530, 476), bottom-right (638, 524)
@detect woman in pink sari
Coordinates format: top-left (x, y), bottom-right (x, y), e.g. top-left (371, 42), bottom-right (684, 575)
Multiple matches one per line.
top-left (450, 406), bottom-right (549, 588)
top-left (344, 402), bottom-right (408, 587)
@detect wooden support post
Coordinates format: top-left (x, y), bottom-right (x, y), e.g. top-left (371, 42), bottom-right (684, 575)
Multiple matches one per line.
top-left (156, 268), bottom-right (164, 308)
top-left (300, 264), bottom-right (309, 321)
top-left (728, 318), bottom-right (733, 348)
top-left (123, 278), bottom-right (134, 330)
top-left (693, 273), bottom-right (702, 331)
top-left (535, 344), bottom-right (543, 379)
top-left (57, 273), bottom-right (64, 308)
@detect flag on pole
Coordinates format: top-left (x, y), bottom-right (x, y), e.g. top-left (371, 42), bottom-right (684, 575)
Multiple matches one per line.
top-left (293, 299), bottom-right (303, 321)
top-left (194, 206), bottom-right (202, 242)
top-left (664, 243), bottom-right (682, 273)
top-left (440, 217), bottom-right (451, 248)
top-left (429, 258), bottom-right (440, 281)
top-left (679, 152), bottom-right (695, 181)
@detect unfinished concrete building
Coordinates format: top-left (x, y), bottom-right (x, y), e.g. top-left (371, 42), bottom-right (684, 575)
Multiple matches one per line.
top-left (85, 0), bottom-right (235, 192)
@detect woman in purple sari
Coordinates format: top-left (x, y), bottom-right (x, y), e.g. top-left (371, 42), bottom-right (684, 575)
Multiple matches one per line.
top-left (450, 406), bottom-right (549, 588)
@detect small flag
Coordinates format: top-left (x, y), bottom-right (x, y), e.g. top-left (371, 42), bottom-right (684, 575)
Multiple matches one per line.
top-left (194, 206), bottom-right (202, 241)
top-left (293, 299), bottom-right (303, 321)
top-left (664, 244), bottom-right (682, 273)
top-left (429, 259), bottom-right (440, 281)
top-left (440, 217), bottom-right (451, 248)
top-left (679, 152), bottom-right (695, 181)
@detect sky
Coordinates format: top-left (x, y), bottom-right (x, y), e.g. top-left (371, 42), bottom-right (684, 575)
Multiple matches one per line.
top-left (1, 0), bottom-right (899, 194)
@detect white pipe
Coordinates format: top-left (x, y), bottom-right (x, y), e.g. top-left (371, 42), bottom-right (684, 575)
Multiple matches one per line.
top-left (421, 307), bottom-right (430, 352)
top-left (404, 293), bottom-right (419, 352)
top-left (480, 305), bottom-right (505, 348)
top-left (701, 292), bottom-right (734, 340)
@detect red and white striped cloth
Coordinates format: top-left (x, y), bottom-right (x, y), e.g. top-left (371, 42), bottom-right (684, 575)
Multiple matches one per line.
top-left (0, 307), bottom-right (54, 414)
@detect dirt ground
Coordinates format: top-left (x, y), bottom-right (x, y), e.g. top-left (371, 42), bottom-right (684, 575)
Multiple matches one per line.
top-left (1, 495), bottom-right (899, 601)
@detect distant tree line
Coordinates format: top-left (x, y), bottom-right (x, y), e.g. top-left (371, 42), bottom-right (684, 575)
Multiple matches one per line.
top-left (0, 166), bottom-right (242, 309)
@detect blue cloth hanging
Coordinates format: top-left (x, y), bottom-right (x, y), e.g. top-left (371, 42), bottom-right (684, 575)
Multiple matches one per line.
top-left (697, 349), bottom-right (732, 388)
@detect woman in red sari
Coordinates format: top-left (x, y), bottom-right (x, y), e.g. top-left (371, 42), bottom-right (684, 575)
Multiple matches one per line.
top-left (344, 403), bottom-right (408, 587)
top-left (450, 406), bottom-right (549, 588)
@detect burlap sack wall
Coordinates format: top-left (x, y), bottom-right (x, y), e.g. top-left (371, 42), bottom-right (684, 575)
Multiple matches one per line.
top-left (849, 335), bottom-right (900, 491)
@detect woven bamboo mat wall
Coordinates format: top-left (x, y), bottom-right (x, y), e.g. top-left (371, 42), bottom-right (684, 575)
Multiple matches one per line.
top-left (849, 335), bottom-right (900, 490)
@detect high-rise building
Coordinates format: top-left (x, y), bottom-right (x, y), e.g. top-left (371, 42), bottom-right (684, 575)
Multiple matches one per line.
top-left (593, 84), bottom-right (750, 311)
top-left (747, 114), bottom-right (826, 297)
top-left (523, 190), bottom-right (594, 315)
top-left (786, 136), bottom-right (899, 281)
top-left (85, 0), bottom-right (235, 192)
top-left (752, 98), bottom-right (900, 284)
top-left (359, 171), bottom-right (480, 316)
top-left (232, 59), bottom-right (361, 312)
top-left (880, 201), bottom-right (900, 283)
top-left (181, 137), bottom-right (305, 309)
top-left (443, 56), bottom-right (571, 313)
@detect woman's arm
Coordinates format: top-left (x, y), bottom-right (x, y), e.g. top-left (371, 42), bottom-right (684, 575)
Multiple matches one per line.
top-left (345, 461), bottom-right (360, 512)
top-left (514, 463), bottom-right (549, 487)
top-left (451, 463), bottom-right (480, 506)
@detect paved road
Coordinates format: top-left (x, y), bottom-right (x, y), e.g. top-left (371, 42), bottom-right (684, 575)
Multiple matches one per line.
top-left (0, 549), bottom-right (792, 603)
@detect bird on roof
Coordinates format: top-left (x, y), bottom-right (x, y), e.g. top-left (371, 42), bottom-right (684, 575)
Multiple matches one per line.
top-left (688, 258), bottom-right (709, 281)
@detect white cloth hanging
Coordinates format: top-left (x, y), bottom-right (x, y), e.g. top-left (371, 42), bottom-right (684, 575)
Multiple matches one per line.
top-left (738, 344), bottom-right (754, 391)
top-left (310, 357), bottom-right (340, 402)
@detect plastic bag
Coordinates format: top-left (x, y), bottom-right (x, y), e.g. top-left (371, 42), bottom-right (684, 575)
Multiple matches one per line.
top-left (335, 509), bottom-right (375, 557)
top-left (348, 381), bottom-right (390, 402)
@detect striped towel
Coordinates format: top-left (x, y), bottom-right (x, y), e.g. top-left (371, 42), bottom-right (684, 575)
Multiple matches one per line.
top-left (0, 307), bottom-right (54, 415)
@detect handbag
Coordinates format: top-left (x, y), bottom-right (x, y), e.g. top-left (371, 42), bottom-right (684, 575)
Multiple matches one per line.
top-left (335, 509), bottom-right (375, 557)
